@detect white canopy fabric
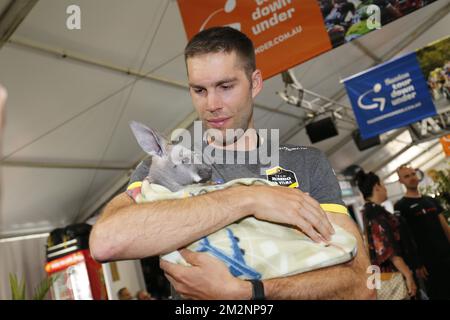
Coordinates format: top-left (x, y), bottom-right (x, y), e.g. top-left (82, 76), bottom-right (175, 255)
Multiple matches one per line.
top-left (0, 0), bottom-right (449, 238)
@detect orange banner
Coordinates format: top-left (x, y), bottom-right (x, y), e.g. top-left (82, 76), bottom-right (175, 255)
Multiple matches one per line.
top-left (440, 135), bottom-right (450, 157)
top-left (177, 0), bottom-right (332, 80)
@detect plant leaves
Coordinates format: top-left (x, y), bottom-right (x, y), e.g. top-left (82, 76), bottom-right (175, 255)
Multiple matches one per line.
top-left (20, 275), bottom-right (26, 300)
top-left (9, 273), bottom-right (26, 300)
top-left (9, 272), bottom-right (60, 300)
top-left (32, 275), bottom-right (57, 300)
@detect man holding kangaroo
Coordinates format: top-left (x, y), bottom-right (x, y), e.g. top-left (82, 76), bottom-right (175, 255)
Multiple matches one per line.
top-left (90, 27), bottom-right (375, 300)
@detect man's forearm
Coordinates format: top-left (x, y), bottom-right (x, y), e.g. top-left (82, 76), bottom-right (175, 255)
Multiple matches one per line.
top-left (91, 186), bottom-right (251, 261)
top-left (263, 256), bottom-right (372, 299)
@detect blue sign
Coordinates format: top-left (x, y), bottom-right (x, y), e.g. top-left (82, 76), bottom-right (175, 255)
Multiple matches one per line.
top-left (343, 52), bottom-right (437, 139)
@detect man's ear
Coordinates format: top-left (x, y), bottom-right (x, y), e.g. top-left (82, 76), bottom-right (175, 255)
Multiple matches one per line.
top-left (129, 121), bottom-right (167, 157)
top-left (251, 69), bottom-right (263, 98)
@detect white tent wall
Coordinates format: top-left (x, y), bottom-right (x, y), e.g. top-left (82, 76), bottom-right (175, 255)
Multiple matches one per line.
top-left (0, 234), bottom-right (48, 300)
top-left (0, 0), bottom-right (448, 239)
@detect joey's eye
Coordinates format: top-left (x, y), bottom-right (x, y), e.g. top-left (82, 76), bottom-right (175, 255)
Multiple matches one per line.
top-left (181, 158), bottom-right (190, 164)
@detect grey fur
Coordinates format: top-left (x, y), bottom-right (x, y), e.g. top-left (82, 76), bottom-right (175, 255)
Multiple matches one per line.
top-left (130, 121), bottom-right (211, 192)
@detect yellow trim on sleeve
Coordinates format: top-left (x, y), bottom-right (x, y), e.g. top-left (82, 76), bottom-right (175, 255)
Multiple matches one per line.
top-left (265, 166), bottom-right (281, 175)
top-left (127, 181), bottom-right (142, 191)
top-left (320, 204), bottom-right (349, 215)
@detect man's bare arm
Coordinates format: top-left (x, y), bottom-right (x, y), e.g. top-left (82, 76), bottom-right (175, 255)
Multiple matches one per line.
top-left (90, 185), bottom-right (334, 263)
top-left (262, 213), bottom-right (376, 300)
top-left (90, 188), bottom-right (251, 262)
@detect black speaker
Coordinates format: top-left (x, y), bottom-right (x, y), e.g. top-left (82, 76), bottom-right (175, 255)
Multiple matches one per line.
top-left (352, 129), bottom-right (380, 151)
top-left (305, 117), bottom-right (339, 143)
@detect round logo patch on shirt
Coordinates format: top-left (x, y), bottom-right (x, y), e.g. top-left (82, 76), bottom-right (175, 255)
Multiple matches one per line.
top-left (265, 166), bottom-right (299, 188)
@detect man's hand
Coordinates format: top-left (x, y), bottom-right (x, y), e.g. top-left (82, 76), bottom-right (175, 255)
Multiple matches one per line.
top-left (160, 249), bottom-right (251, 300)
top-left (415, 266), bottom-right (429, 280)
top-left (244, 185), bottom-right (335, 243)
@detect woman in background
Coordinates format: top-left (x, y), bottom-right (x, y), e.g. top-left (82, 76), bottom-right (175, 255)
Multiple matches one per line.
top-left (356, 170), bottom-right (417, 299)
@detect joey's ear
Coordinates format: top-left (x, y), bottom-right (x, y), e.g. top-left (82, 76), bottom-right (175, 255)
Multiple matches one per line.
top-left (129, 121), bottom-right (167, 157)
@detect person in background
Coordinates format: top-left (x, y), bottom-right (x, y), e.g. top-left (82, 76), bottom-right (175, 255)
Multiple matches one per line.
top-left (356, 170), bottom-right (417, 299)
top-left (395, 165), bottom-right (450, 300)
top-left (136, 289), bottom-right (155, 300)
top-left (117, 287), bottom-right (133, 300)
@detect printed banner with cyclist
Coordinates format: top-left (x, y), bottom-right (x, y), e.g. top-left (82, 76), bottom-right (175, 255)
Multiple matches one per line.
top-left (320, 0), bottom-right (438, 48)
top-left (416, 36), bottom-right (450, 103)
top-left (177, 0), bottom-right (436, 80)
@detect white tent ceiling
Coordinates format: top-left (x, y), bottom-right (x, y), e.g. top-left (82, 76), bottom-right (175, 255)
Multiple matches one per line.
top-left (0, 0), bottom-right (449, 238)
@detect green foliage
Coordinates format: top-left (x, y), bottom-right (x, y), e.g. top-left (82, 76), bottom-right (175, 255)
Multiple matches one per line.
top-left (420, 168), bottom-right (450, 222)
top-left (9, 273), bottom-right (56, 300)
top-left (9, 273), bottom-right (26, 300)
top-left (32, 275), bottom-right (56, 300)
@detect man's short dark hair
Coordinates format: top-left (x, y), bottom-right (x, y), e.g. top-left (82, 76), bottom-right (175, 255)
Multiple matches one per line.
top-left (184, 27), bottom-right (256, 80)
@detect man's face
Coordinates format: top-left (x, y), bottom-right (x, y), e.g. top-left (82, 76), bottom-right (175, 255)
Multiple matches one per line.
top-left (398, 167), bottom-right (419, 189)
top-left (119, 288), bottom-right (132, 300)
top-left (186, 51), bottom-right (262, 145)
